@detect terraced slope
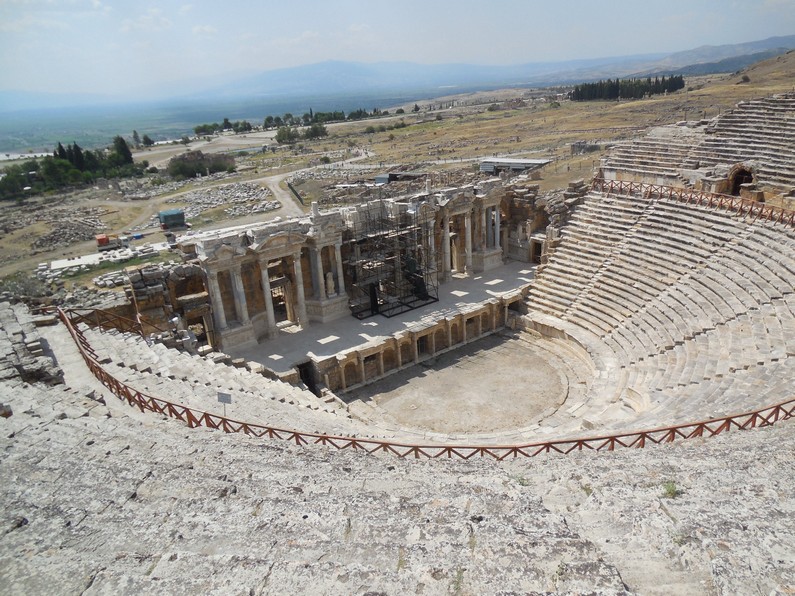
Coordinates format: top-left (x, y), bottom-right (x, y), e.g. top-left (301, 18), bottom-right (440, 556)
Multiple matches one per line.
top-left (526, 189), bottom-right (795, 434)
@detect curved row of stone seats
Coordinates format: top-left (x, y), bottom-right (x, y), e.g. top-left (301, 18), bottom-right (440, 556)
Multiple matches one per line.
top-left (75, 322), bottom-right (602, 446)
top-left (551, 194), bottom-right (755, 341)
top-left (6, 331), bottom-right (795, 594)
top-left (624, 305), bottom-right (791, 393)
top-left (527, 192), bottom-right (650, 315)
top-left (76, 325), bottom-right (389, 439)
top-left (602, 94), bottom-right (795, 188)
top-left (694, 95), bottom-right (795, 186)
top-left (615, 357), bottom-right (795, 432)
top-left (525, 189), bottom-right (795, 434)
top-left (604, 136), bottom-right (694, 179)
top-left (2, 377), bottom-right (642, 595)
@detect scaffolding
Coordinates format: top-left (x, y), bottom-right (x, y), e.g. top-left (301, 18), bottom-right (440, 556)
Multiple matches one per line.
top-left (345, 200), bottom-right (439, 319)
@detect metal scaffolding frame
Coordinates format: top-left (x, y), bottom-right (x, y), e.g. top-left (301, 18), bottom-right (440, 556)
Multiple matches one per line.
top-left (345, 200), bottom-right (438, 319)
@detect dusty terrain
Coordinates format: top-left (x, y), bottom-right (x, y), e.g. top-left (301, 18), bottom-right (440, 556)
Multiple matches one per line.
top-left (2, 51), bottom-right (794, 282)
top-left (346, 333), bottom-right (568, 434)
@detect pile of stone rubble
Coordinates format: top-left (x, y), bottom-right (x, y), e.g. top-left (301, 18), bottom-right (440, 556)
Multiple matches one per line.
top-left (1, 204), bottom-right (109, 254)
top-left (165, 182), bottom-right (280, 219)
top-left (34, 244), bottom-right (161, 285)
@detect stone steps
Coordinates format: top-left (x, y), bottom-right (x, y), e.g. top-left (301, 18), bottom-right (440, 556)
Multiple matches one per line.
top-left (79, 325), bottom-right (355, 427)
top-left (528, 188), bottom-right (795, 430)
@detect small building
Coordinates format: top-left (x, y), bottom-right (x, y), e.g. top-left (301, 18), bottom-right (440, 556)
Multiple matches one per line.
top-left (479, 158), bottom-right (551, 175)
top-left (375, 171), bottom-right (427, 185)
top-left (158, 208), bottom-right (187, 230)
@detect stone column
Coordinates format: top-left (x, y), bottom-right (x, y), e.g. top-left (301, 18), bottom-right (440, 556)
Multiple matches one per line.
top-left (293, 252), bottom-right (308, 327)
top-left (231, 264), bottom-right (250, 324)
top-left (310, 247), bottom-right (326, 301)
top-left (484, 207), bottom-right (492, 248)
top-left (207, 271), bottom-right (227, 330)
top-left (495, 207), bottom-right (502, 253)
top-left (334, 242), bottom-right (346, 295)
top-left (464, 211), bottom-right (473, 274)
top-left (427, 222), bottom-right (436, 272)
top-left (308, 248), bottom-right (318, 297)
top-left (480, 206), bottom-right (487, 250)
top-left (339, 360), bottom-right (347, 390)
top-left (442, 212), bottom-right (451, 282)
top-left (259, 258), bottom-right (277, 338)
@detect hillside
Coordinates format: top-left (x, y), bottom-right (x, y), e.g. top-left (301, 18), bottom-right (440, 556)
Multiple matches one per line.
top-left (2, 50), bottom-right (795, 279)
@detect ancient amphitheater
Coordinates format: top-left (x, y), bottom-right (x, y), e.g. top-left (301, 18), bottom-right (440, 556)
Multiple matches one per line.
top-left (2, 94), bottom-right (795, 595)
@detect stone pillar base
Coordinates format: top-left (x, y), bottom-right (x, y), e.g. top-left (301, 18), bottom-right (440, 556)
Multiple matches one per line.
top-left (306, 295), bottom-right (349, 323)
top-left (217, 323), bottom-right (257, 350)
top-left (473, 248), bottom-right (504, 273)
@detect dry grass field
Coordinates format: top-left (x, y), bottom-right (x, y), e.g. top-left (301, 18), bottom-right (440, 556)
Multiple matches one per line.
top-left (2, 50), bottom-right (794, 280)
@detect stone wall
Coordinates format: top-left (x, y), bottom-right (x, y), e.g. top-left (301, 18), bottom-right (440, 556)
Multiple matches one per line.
top-left (0, 302), bottom-right (62, 386)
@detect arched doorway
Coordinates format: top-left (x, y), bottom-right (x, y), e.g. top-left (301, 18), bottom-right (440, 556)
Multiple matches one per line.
top-left (729, 165), bottom-right (754, 196)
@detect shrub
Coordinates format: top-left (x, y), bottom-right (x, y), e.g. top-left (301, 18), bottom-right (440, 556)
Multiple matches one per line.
top-left (662, 480), bottom-right (682, 498)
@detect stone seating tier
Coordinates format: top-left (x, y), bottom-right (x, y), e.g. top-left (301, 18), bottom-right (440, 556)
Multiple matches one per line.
top-left (21, 368), bottom-right (793, 594)
top-left (526, 189), bottom-right (795, 433)
top-left (602, 94), bottom-right (795, 188)
top-left (77, 326), bottom-right (407, 441)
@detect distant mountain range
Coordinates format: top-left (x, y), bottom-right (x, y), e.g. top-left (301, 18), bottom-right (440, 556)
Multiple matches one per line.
top-left (639, 48), bottom-right (792, 78)
top-left (199, 35), bottom-right (795, 102)
top-left (1, 34), bottom-right (794, 114)
top-left (1, 34), bottom-right (794, 154)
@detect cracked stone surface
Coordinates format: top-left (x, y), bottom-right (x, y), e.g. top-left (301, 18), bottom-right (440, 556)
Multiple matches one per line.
top-left (1, 305), bottom-right (794, 595)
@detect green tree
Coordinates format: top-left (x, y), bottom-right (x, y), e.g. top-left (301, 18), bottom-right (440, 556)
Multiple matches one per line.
top-left (71, 142), bottom-right (85, 171)
top-left (0, 166), bottom-right (26, 200)
top-left (303, 123), bottom-right (328, 140)
top-left (275, 126), bottom-right (299, 144)
top-left (111, 135), bottom-right (133, 165)
top-left (348, 108), bottom-right (369, 120)
top-left (142, 134), bottom-right (154, 147)
top-left (83, 150), bottom-right (101, 172)
top-left (232, 120), bottom-right (252, 133)
top-left (132, 130), bottom-right (141, 148)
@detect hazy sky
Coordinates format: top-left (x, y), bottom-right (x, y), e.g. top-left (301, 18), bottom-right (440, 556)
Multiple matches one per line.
top-left (2, 0), bottom-right (794, 97)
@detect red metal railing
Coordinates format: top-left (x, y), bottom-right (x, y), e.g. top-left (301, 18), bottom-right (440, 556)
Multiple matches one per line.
top-left (66, 307), bottom-right (167, 337)
top-left (591, 178), bottom-right (795, 227)
top-left (58, 307), bottom-right (795, 459)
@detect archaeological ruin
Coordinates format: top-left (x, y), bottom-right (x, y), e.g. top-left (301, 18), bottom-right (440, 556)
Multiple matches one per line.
top-left (2, 92), bottom-right (795, 594)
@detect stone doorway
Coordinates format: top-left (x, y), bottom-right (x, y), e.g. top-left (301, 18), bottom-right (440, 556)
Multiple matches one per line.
top-left (270, 278), bottom-right (291, 323)
top-left (729, 165), bottom-right (754, 196)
